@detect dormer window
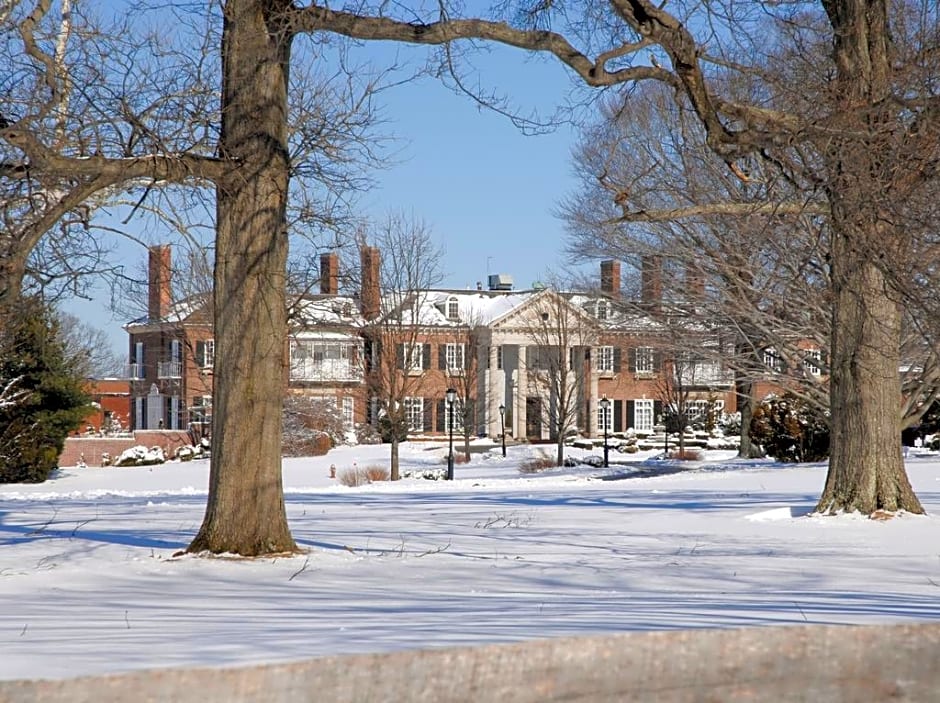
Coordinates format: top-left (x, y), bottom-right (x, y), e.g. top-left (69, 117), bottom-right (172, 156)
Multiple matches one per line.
top-left (446, 296), bottom-right (459, 321)
top-left (596, 300), bottom-right (609, 320)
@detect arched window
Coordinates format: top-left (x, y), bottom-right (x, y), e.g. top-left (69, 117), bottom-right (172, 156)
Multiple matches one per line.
top-left (446, 296), bottom-right (459, 320)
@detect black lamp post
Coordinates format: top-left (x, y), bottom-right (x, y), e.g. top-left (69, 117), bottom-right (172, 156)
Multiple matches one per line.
top-left (600, 396), bottom-right (610, 468)
top-left (446, 388), bottom-right (457, 480)
top-left (498, 404), bottom-right (506, 457)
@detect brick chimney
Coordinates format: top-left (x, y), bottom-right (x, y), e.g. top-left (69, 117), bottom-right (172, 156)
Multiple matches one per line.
top-left (600, 260), bottom-right (621, 297)
top-left (360, 246), bottom-right (381, 320)
top-left (685, 263), bottom-right (706, 300)
top-left (320, 252), bottom-right (339, 295)
top-left (148, 245), bottom-right (172, 321)
top-left (641, 255), bottom-right (663, 307)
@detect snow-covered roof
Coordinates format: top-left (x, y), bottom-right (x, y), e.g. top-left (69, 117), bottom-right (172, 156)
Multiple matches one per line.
top-left (383, 289), bottom-right (544, 328)
top-left (123, 295), bottom-right (209, 330)
top-left (291, 296), bottom-right (365, 329)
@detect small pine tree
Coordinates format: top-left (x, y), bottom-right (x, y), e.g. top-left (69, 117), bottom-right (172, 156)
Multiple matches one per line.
top-left (0, 298), bottom-right (92, 483)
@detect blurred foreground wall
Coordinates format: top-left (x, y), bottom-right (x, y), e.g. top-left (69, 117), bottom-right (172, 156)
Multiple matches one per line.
top-left (2, 623), bottom-right (937, 702)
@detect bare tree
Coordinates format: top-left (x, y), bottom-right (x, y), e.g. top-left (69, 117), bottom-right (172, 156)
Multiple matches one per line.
top-left (56, 312), bottom-right (123, 378)
top-left (2, 0), bottom-right (391, 554)
top-left (361, 213), bottom-right (444, 480)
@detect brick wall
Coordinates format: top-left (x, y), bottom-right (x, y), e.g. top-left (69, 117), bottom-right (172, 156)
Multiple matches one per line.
top-left (60, 430), bottom-right (195, 467)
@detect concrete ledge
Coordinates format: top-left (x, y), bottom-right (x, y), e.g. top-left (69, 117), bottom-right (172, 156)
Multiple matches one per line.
top-left (2, 623), bottom-right (938, 702)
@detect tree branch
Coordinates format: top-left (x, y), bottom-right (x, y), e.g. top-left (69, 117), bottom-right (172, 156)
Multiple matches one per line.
top-left (613, 201), bottom-right (829, 222)
top-left (291, 6), bottom-right (677, 89)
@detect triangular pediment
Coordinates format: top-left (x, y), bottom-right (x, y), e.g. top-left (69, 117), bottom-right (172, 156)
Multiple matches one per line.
top-left (489, 289), bottom-right (600, 332)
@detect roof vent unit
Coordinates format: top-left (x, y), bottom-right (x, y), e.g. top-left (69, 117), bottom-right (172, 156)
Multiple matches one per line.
top-left (488, 273), bottom-right (514, 291)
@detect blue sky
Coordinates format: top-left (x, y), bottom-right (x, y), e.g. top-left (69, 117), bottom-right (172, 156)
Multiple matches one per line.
top-left (62, 39), bottom-right (593, 356)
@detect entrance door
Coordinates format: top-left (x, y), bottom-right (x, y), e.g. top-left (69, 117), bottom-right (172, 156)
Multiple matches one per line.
top-left (147, 384), bottom-right (163, 429)
top-left (526, 397), bottom-right (542, 439)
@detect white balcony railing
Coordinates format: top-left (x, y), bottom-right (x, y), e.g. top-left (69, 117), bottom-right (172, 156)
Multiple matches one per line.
top-left (124, 363), bottom-right (145, 380)
top-left (157, 361), bottom-right (182, 379)
top-left (290, 359), bottom-right (362, 383)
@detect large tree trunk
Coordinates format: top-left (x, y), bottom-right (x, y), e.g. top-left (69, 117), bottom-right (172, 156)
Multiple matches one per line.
top-left (0, 253), bottom-right (27, 329)
top-left (815, 0), bottom-right (923, 516)
top-left (735, 374), bottom-right (761, 459)
top-left (816, 232), bottom-right (923, 515)
top-left (188, 0), bottom-right (298, 555)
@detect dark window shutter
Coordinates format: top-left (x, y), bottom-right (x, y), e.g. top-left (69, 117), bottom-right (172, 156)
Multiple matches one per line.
top-left (396, 344), bottom-right (404, 370)
top-left (423, 343), bottom-right (431, 370)
top-left (437, 399), bottom-right (446, 432)
top-left (614, 399), bottom-right (623, 432)
top-left (463, 344), bottom-right (469, 369)
top-left (626, 400), bottom-right (635, 430)
top-left (196, 341), bottom-right (206, 367)
top-left (141, 398), bottom-right (147, 429)
top-left (653, 351), bottom-right (662, 372)
top-left (423, 398), bottom-right (432, 432)
top-left (439, 345), bottom-right (447, 370)
top-left (485, 346), bottom-right (491, 369)
top-left (613, 347), bottom-right (622, 373)
top-left (628, 348), bottom-right (637, 372)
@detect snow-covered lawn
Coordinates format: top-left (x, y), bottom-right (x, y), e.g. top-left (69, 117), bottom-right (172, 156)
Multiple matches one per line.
top-left (2, 441), bottom-right (939, 681)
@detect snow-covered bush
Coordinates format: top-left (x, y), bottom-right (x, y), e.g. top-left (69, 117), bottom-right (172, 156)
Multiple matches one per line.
top-left (282, 396), bottom-right (345, 457)
top-left (114, 445), bottom-right (166, 467)
top-left (716, 412), bottom-right (742, 437)
top-left (750, 394), bottom-right (829, 462)
top-left (338, 464), bottom-right (390, 486)
top-left (402, 467), bottom-right (447, 480)
top-left (519, 455), bottom-right (557, 473)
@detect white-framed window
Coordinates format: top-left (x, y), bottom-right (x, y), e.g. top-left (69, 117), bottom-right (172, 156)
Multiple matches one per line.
top-left (446, 296), bottom-right (459, 320)
top-left (634, 399), bottom-right (654, 432)
top-left (403, 397), bottom-right (424, 432)
top-left (686, 400), bottom-right (710, 421)
top-left (496, 345), bottom-right (503, 370)
top-left (445, 343), bottom-right (465, 372)
top-left (170, 339), bottom-right (182, 363)
top-left (763, 348), bottom-right (782, 372)
top-left (191, 396), bottom-right (213, 423)
top-left (198, 339), bottom-right (215, 368)
top-left (342, 397), bottom-right (354, 428)
top-left (596, 346), bottom-right (615, 373)
top-left (635, 347), bottom-right (655, 373)
top-left (404, 343), bottom-right (424, 372)
top-left (597, 401), bottom-right (613, 433)
top-left (132, 341), bottom-right (145, 379)
top-left (134, 397), bottom-right (144, 429)
top-left (803, 349), bottom-right (822, 376)
top-left (445, 397), bottom-right (465, 433)
top-left (596, 300), bottom-right (609, 320)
